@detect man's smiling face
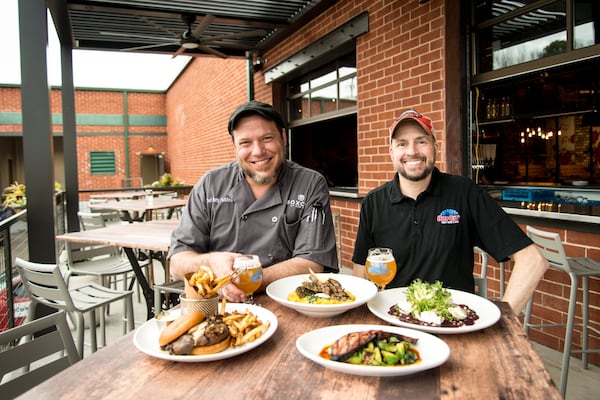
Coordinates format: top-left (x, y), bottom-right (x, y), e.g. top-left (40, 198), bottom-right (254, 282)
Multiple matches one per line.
top-left (390, 121), bottom-right (437, 182)
top-left (232, 114), bottom-right (286, 186)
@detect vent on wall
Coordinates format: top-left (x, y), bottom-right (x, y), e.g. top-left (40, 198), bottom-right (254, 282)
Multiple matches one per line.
top-left (90, 151), bottom-right (116, 175)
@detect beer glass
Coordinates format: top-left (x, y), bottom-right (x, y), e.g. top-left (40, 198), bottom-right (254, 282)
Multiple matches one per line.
top-left (233, 254), bottom-right (263, 304)
top-left (365, 248), bottom-right (397, 291)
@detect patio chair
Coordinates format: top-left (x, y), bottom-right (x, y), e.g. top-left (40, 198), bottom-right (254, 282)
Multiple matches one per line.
top-left (78, 210), bottom-right (123, 230)
top-left (473, 246), bottom-right (507, 299)
top-left (15, 257), bottom-right (135, 358)
top-left (63, 240), bottom-right (150, 306)
top-left (63, 241), bottom-right (142, 288)
top-left (0, 311), bottom-right (81, 398)
top-left (523, 225), bottom-right (600, 397)
top-left (153, 279), bottom-right (184, 313)
top-left (153, 192), bottom-right (182, 220)
top-left (473, 247), bottom-right (489, 298)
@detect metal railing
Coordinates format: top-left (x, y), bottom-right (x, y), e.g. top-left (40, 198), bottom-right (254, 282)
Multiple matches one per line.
top-left (1, 191), bottom-right (66, 332)
top-left (1, 209), bottom-right (28, 332)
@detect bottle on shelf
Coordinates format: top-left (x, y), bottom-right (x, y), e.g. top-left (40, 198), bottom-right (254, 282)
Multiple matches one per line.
top-left (504, 96), bottom-right (512, 116)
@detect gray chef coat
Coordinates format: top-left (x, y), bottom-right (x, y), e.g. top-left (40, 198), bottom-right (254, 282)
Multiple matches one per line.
top-left (169, 160), bottom-right (339, 272)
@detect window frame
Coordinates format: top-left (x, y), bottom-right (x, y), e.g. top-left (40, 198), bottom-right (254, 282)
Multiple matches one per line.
top-left (284, 50), bottom-right (359, 195)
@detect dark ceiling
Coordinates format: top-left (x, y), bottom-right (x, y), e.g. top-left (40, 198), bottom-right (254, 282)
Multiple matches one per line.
top-left (51, 0), bottom-right (338, 59)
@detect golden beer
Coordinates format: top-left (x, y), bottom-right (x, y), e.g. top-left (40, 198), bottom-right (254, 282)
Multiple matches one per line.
top-left (236, 266), bottom-right (262, 295)
top-left (365, 248), bottom-right (397, 290)
top-left (233, 254), bottom-right (263, 303)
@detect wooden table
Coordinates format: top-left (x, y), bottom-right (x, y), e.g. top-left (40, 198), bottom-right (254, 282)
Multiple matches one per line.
top-left (89, 197), bottom-right (186, 221)
top-left (18, 297), bottom-right (560, 399)
top-left (90, 191), bottom-right (178, 201)
top-left (90, 190), bottom-right (149, 200)
top-left (56, 220), bottom-right (179, 320)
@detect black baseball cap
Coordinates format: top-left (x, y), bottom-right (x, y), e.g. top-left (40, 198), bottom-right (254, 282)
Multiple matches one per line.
top-left (227, 100), bottom-right (286, 135)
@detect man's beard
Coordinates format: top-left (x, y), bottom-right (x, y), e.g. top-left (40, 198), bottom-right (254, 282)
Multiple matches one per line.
top-left (396, 156), bottom-right (435, 182)
top-left (241, 149), bottom-right (285, 185)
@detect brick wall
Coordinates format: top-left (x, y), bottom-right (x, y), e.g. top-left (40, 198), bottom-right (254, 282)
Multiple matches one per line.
top-left (0, 86), bottom-right (167, 196)
top-left (166, 57), bottom-right (246, 186)
top-left (0, 87), bottom-right (23, 134)
top-left (72, 90), bottom-right (168, 193)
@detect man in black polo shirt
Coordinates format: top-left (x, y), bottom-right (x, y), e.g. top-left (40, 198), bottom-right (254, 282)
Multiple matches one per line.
top-left (352, 110), bottom-right (547, 313)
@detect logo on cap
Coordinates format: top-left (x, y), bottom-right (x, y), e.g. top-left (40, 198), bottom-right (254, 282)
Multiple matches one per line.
top-left (389, 109), bottom-right (434, 140)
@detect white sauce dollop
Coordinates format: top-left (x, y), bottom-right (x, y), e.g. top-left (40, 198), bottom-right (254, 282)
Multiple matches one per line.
top-left (415, 310), bottom-right (443, 326)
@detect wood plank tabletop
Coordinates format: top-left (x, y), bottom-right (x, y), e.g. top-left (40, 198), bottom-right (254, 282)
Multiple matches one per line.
top-left (56, 219), bottom-right (178, 252)
top-left (89, 198), bottom-right (186, 221)
top-left (90, 191), bottom-right (178, 200)
top-left (18, 296), bottom-right (560, 399)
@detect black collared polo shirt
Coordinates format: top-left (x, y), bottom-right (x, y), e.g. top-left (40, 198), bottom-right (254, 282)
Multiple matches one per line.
top-left (352, 168), bottom-right (531, 292)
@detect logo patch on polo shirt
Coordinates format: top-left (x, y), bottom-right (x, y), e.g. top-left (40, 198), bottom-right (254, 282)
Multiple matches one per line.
top-left (437, 208), bottom-right (460, 224)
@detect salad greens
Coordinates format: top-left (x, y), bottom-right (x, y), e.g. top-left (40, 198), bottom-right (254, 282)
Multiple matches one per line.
top-left (404, 279), bottom-right (455, 321)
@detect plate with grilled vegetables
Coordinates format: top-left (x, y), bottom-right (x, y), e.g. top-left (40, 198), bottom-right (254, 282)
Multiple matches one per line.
top-left (266, 271), bottom-right (377, 318)
top-left (296, 324), bottom-right (449, 376)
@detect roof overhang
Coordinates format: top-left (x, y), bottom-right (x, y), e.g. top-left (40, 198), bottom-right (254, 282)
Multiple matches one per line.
top-left (48, 0), bottom-right (339, 59)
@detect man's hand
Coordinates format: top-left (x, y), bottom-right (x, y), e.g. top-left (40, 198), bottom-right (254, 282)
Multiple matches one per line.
top-left (207, 252), bottom-right (247, 302)
top-left (170, 250), bottom-right (247, 302)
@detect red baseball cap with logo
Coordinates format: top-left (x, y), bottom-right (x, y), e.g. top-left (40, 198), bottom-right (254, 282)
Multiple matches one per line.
top-left (389, 110), bottom-right (435, 141)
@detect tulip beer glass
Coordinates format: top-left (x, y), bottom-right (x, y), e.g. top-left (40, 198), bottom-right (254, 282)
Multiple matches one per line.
top-left (365, 248), bottom-right (397, 290)
top-left (234, 254), bottom-right (263, 304)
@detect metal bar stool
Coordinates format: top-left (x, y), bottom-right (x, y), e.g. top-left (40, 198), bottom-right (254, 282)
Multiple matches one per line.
top-left (523, 225), bottom-right (600, 397)
top-left (473, 246), bottom-right (507, 298)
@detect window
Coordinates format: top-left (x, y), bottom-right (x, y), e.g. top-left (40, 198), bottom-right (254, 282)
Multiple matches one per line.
top-left (286, 52), bottom-right (358, 192)
top-left (574, 0), bottom-right (599, 50)
top-left (473, 59), bottom-right (600, 185)
top-left (290, 114), bottom-right (358, 189)
top-left (474, 0), bottom-right (568, 73)
top-left (471, 1), bottom-right (600, 186)
top-left (90, 151), bottom-right (116, 175)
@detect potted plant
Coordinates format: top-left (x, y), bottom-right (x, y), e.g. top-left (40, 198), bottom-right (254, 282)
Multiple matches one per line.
top-left (2, 181), bottom-right (27, 210)
top-left (150, 173), bottom-right (184, 188)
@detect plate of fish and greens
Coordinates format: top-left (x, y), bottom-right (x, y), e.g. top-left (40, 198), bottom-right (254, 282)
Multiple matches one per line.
top-left (367, 279), bottom-right (501, 334)
top-left (266, 271), bottom-right (377, 318)
top-left (295, 324), bottom-right (449, 376)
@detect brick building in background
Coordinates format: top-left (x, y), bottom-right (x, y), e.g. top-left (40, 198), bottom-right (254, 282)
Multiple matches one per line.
top-left (2, 0), bottom-right (599, 365)
top-left (1, 86), bottom-right (175, 196)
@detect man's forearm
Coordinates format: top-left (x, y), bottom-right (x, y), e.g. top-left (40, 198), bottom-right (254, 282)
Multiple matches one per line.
top-left (352, 263), bottom-right (367, 279)
top-left (501, 244), bottom-right (549, 314)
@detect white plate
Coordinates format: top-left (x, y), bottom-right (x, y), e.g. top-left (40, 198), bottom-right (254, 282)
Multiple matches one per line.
top-left (296, 324), bottom-right (449, 377)
top-left (133, 303), bottom-right (278, 362)
top-left (266, 273), bottom-right (378, 318)
top-left (367, 287), bottom-right (501, 334)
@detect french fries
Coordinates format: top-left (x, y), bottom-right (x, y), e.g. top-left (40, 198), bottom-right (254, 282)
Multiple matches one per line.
top-left (188, 266), bottom-right (233, 298)
top-left (222, 309), bottom-right (270, 347)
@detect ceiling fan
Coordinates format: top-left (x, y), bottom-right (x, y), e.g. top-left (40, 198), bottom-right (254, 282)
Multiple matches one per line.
top-left (100, 14), bottom-right (267, 59)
